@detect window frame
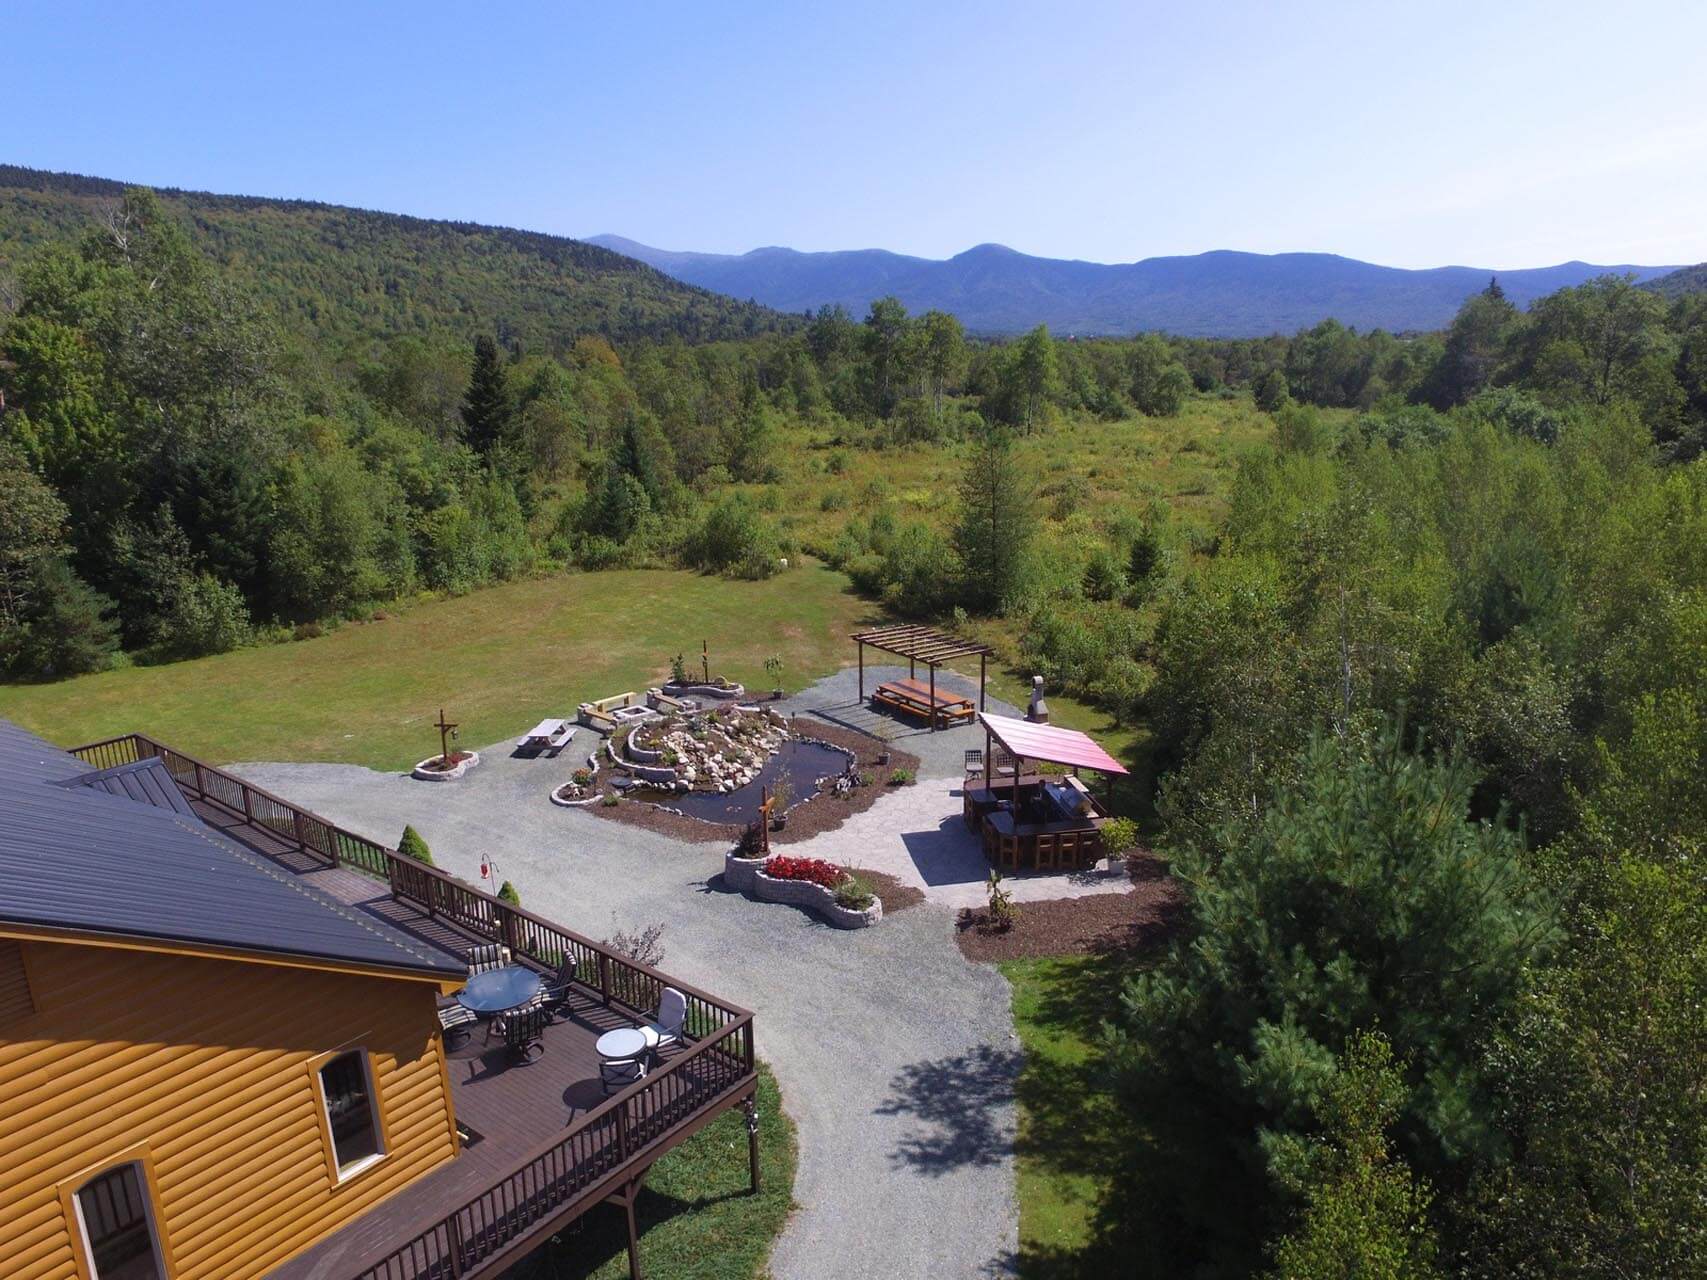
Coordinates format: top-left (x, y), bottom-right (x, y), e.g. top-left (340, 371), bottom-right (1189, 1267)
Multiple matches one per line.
top-left (308, 1047), bottom-right (389, 1186)
top-left (57, 1146), bottom-right (174, 1280)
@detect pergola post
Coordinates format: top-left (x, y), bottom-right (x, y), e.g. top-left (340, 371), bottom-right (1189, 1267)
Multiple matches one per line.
top-left (929, 664), bottom-right (937, 733)
top-left (979, 651), bottom-right (987, 711)
top-left (857, 641), bottom-right (864, 703)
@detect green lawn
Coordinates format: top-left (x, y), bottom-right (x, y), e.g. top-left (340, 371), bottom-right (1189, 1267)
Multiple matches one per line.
top-left (1001, 954), bottom-right (1136, 1278)
top-left (0, 564), bottom-right (881, 770)
top-left (511, 1065), bottom-right (796, 1280)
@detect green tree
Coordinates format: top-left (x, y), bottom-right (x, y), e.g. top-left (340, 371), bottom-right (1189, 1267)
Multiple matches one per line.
top-left (0, 448), bottom-right (71, 632)
top-left (1269, 1033), bottom-right (1440, 1280)
top-left (460, 334), bottom-right (515, 458)
top-left (1107, 719), bottom-right (1552, 1270)
top-left (1004, 325), bottom-right (1059, 431)
top-left (1256, 367), bottom-right (1291, 412)
top-left (915, 309), bottom-right (968, 419)
top-left (398, 825), bottom-right (434, 865)
top-left (1129, 334), bottom-right (1192, 416)
top-left (862, 296), bottom-right (911, 417)
top-left (1420, 279), bottom-right (1519, 409)
top-left (4, 555), bottom-right (119, 677)
top-left (952, 424), bottom-right (1035, 613)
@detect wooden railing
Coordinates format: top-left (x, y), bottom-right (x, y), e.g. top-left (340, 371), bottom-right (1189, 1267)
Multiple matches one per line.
top-left (68, 733), bottom-right (759, 1279)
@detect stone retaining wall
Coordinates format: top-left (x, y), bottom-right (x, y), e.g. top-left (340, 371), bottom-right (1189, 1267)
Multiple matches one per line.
top-left (663, 680), bottom-right (746, 701)
top-left (722, 851), bottom-right (882, 928)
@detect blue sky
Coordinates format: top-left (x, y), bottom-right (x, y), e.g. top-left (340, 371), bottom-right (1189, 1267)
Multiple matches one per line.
top-left (9, 0), bottom-right (1706, 268)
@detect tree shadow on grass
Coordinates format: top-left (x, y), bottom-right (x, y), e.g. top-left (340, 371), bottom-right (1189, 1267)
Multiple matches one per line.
top-left (876, 1043), bottom-right (1023, 1175)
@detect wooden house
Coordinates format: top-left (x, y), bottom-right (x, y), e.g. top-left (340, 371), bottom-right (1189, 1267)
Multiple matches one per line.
top-left (0, 720), bottom-right (758, 1280)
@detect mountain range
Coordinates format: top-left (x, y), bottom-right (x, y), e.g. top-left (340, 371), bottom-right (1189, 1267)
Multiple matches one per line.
top-left (589, 235), bottom-right (1686, 338)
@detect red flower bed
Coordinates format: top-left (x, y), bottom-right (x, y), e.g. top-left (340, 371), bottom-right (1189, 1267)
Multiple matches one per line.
top-left (761, 855), bottom-right (846, 889)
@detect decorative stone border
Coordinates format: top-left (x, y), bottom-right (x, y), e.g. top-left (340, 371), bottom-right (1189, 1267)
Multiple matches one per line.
top-left (662, 680), bottom-right (746, 702)
top-left (722, 851), bottom-right (883, 928)
top-left (411, 750), bottom-right (480, 782)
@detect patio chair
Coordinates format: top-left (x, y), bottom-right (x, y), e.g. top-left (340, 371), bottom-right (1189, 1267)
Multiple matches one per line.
top-left (991, 748), bottom-right (1020, 779)
top-left (964, 749), bottom-right (984, 779)
top-left (600, 1055), bottom-right (647, 1094)
top-left (436, 1001), bottom-right (477, 1044)
top-left (645, 986), bottom-right (688, 1053)
top-left (542, 958), bottom-right (580, 1018)
top-left (487, 988), bottom-right (549, 1043)
top-left (466, 943), bottom-right (511, 977)
top-left (504, 1005), bottom-right (548, 1065)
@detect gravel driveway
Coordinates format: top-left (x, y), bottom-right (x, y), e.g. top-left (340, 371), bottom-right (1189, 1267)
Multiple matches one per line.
top-left (237, 702), bottom-right (1021, 1279)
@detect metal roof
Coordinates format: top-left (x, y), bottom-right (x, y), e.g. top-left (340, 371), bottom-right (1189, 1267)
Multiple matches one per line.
top-left (979, 712), bottom-right (1130, 775)
top-left (0, 720), bottom-right (462, 979)
top-left (58, 757), bottom-right (198, 816)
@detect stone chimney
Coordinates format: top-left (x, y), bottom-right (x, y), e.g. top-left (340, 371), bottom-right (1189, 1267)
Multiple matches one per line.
top-left (1027, 675), bottom-right (1049, 723)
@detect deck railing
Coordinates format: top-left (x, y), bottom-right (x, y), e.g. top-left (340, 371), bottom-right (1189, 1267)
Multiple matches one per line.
top-left (68, 732), bottom-right (759, 1280)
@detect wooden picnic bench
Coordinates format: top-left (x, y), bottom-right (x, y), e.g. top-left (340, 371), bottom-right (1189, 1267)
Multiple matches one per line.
top-left (871, 678), bottom-right (977, 728)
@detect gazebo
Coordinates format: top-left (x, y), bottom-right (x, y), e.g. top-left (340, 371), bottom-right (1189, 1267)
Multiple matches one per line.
top-left (851, 624), bottom-right (994, 731)
top-left (962, 712), bottom-right (1130, 872)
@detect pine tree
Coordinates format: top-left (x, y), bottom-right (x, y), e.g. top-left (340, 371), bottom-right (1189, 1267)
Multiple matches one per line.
top-left (952, 423), bottom-right (1035, 613)
top-left (460, 335), bottom-right (514, 458)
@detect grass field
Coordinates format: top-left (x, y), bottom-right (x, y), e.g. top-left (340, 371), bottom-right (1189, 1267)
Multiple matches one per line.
top-left (0, 564), bottom-right (881, 770)
top-left (1000, 954), bottom-right (1135, 1278)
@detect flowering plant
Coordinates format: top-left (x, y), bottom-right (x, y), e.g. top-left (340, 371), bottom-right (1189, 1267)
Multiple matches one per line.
top-left (761, 856), bottom-right (846, 890)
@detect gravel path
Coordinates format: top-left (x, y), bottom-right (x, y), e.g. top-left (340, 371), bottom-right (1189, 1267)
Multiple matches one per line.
top-left (236, 720), bottom-right (1021, 1279)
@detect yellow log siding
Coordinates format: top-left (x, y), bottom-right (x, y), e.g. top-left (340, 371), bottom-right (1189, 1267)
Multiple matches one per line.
top-left (0, 938), bottom-right (458, 1280)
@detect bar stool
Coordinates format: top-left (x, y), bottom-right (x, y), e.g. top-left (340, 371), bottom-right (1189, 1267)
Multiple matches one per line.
top-left (1034, 831), bottom-right (1058, 872)
top-left (997, 831), bottom-right (1020, 870)
top-left (1058, 829), bottom-right (1081, 870)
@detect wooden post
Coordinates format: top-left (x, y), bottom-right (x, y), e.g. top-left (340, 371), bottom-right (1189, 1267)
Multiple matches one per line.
top-left (857, 640), bottom-right (864, 703)
top-left (929, 664), bottom-right (937, 733)
top-left (701, 640), bottom-right (709, 684)
top-left (624, 1181), bottom-right (644, 1280)
top-left (745, 1097), bottom-right (761, 1193)
top-left (759, 787), bottom-right (771, 856)
top-left (979, 651), bottom-right (987, 711)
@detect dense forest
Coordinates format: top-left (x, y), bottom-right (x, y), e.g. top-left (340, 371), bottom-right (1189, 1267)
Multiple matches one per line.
top-left (1, 180), bottom-right (1703, 1277)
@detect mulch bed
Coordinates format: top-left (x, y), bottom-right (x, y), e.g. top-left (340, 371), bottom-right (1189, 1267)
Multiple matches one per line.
top-left (953, 852), bottom-right (1186, 962)
top-left (582, 720), bottom-right (921, 848)
top-left (848, 867), bottom-right (925, 914)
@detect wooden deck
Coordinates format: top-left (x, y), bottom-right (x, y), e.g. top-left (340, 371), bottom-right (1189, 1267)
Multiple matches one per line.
top-left (67, 734), bottom-right (759, 1280)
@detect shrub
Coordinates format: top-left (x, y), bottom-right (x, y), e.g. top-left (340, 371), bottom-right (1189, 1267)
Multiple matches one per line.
top-left (572, 768), bottom-right (592, 786)
top-left (601, 792), bottom-right (620, 807)
top-left (398, 824), bottom-right (433, 865)
top-left (604, 920), bottom-right (666, 969)
top-left (734, 821), bottom-right (765, 857)
top-left (1102, 815), bottom-right (1140, 856)
top-left (834, 873), bottom-right (876, 911)
top-left (156, 571), bottom-right (252, 659)
top-left (987, 870), bottom-right (1018, 931)
top-left (670, 652), bottom-right (688, 683)
top-left (761, 856), bottom-right (846, 890)
top-left (497, 880), bottom-right (521, 906)
top-left (856, 771), bottom-right (875, 787)
top-left (888, 768), bottom-right (914, 786)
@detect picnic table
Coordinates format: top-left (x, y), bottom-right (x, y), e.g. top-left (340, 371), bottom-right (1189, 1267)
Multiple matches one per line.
top-left (871, 677), bottom-right (976, 728)
top-left (518, 718), bottom-right (574, 752)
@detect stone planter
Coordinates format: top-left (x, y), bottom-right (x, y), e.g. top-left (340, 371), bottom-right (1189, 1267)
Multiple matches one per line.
top-left (412, 751), bottom-right (479, 781)
top-left (750, 865), bottom-right (883, 929)
top-left (662, 680), bottom-right (746, 702)
top-left (723, 850), bottom-right (764, 892)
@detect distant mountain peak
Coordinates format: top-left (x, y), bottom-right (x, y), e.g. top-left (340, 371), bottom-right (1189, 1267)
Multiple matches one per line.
top-left (566, 233), bottom-right (1684, 337)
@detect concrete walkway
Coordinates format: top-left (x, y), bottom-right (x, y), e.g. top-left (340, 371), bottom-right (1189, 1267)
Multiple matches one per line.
top-left (237, 724), bottom-right (1022, 1279)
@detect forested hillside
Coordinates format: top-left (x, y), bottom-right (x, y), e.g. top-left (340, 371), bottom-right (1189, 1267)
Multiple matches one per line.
top-left (1647, 261), bottom-right (1707, 299)
top-left (0, 166), bottom-right (790, 349)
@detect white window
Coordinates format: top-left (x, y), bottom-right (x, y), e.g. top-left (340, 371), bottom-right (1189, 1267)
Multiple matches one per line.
top-left (317, 1050), bottom-right (384, 1177)
top-left (74, 1163), bottom-right (166, 1280)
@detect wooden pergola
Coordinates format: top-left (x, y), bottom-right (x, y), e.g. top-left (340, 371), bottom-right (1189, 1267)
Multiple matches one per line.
top-left (852, 624), bottom-right (994, 730)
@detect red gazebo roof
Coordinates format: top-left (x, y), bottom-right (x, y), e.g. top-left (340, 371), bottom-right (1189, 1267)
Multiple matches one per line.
top-left (979, 713), bottom-right (1129, 775)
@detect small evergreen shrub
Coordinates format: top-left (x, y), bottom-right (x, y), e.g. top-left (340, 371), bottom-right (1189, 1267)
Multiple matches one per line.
top-left (398, 824), bottom-right (433, 865)
top-left (497, 880), bottom-right (521, 906)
